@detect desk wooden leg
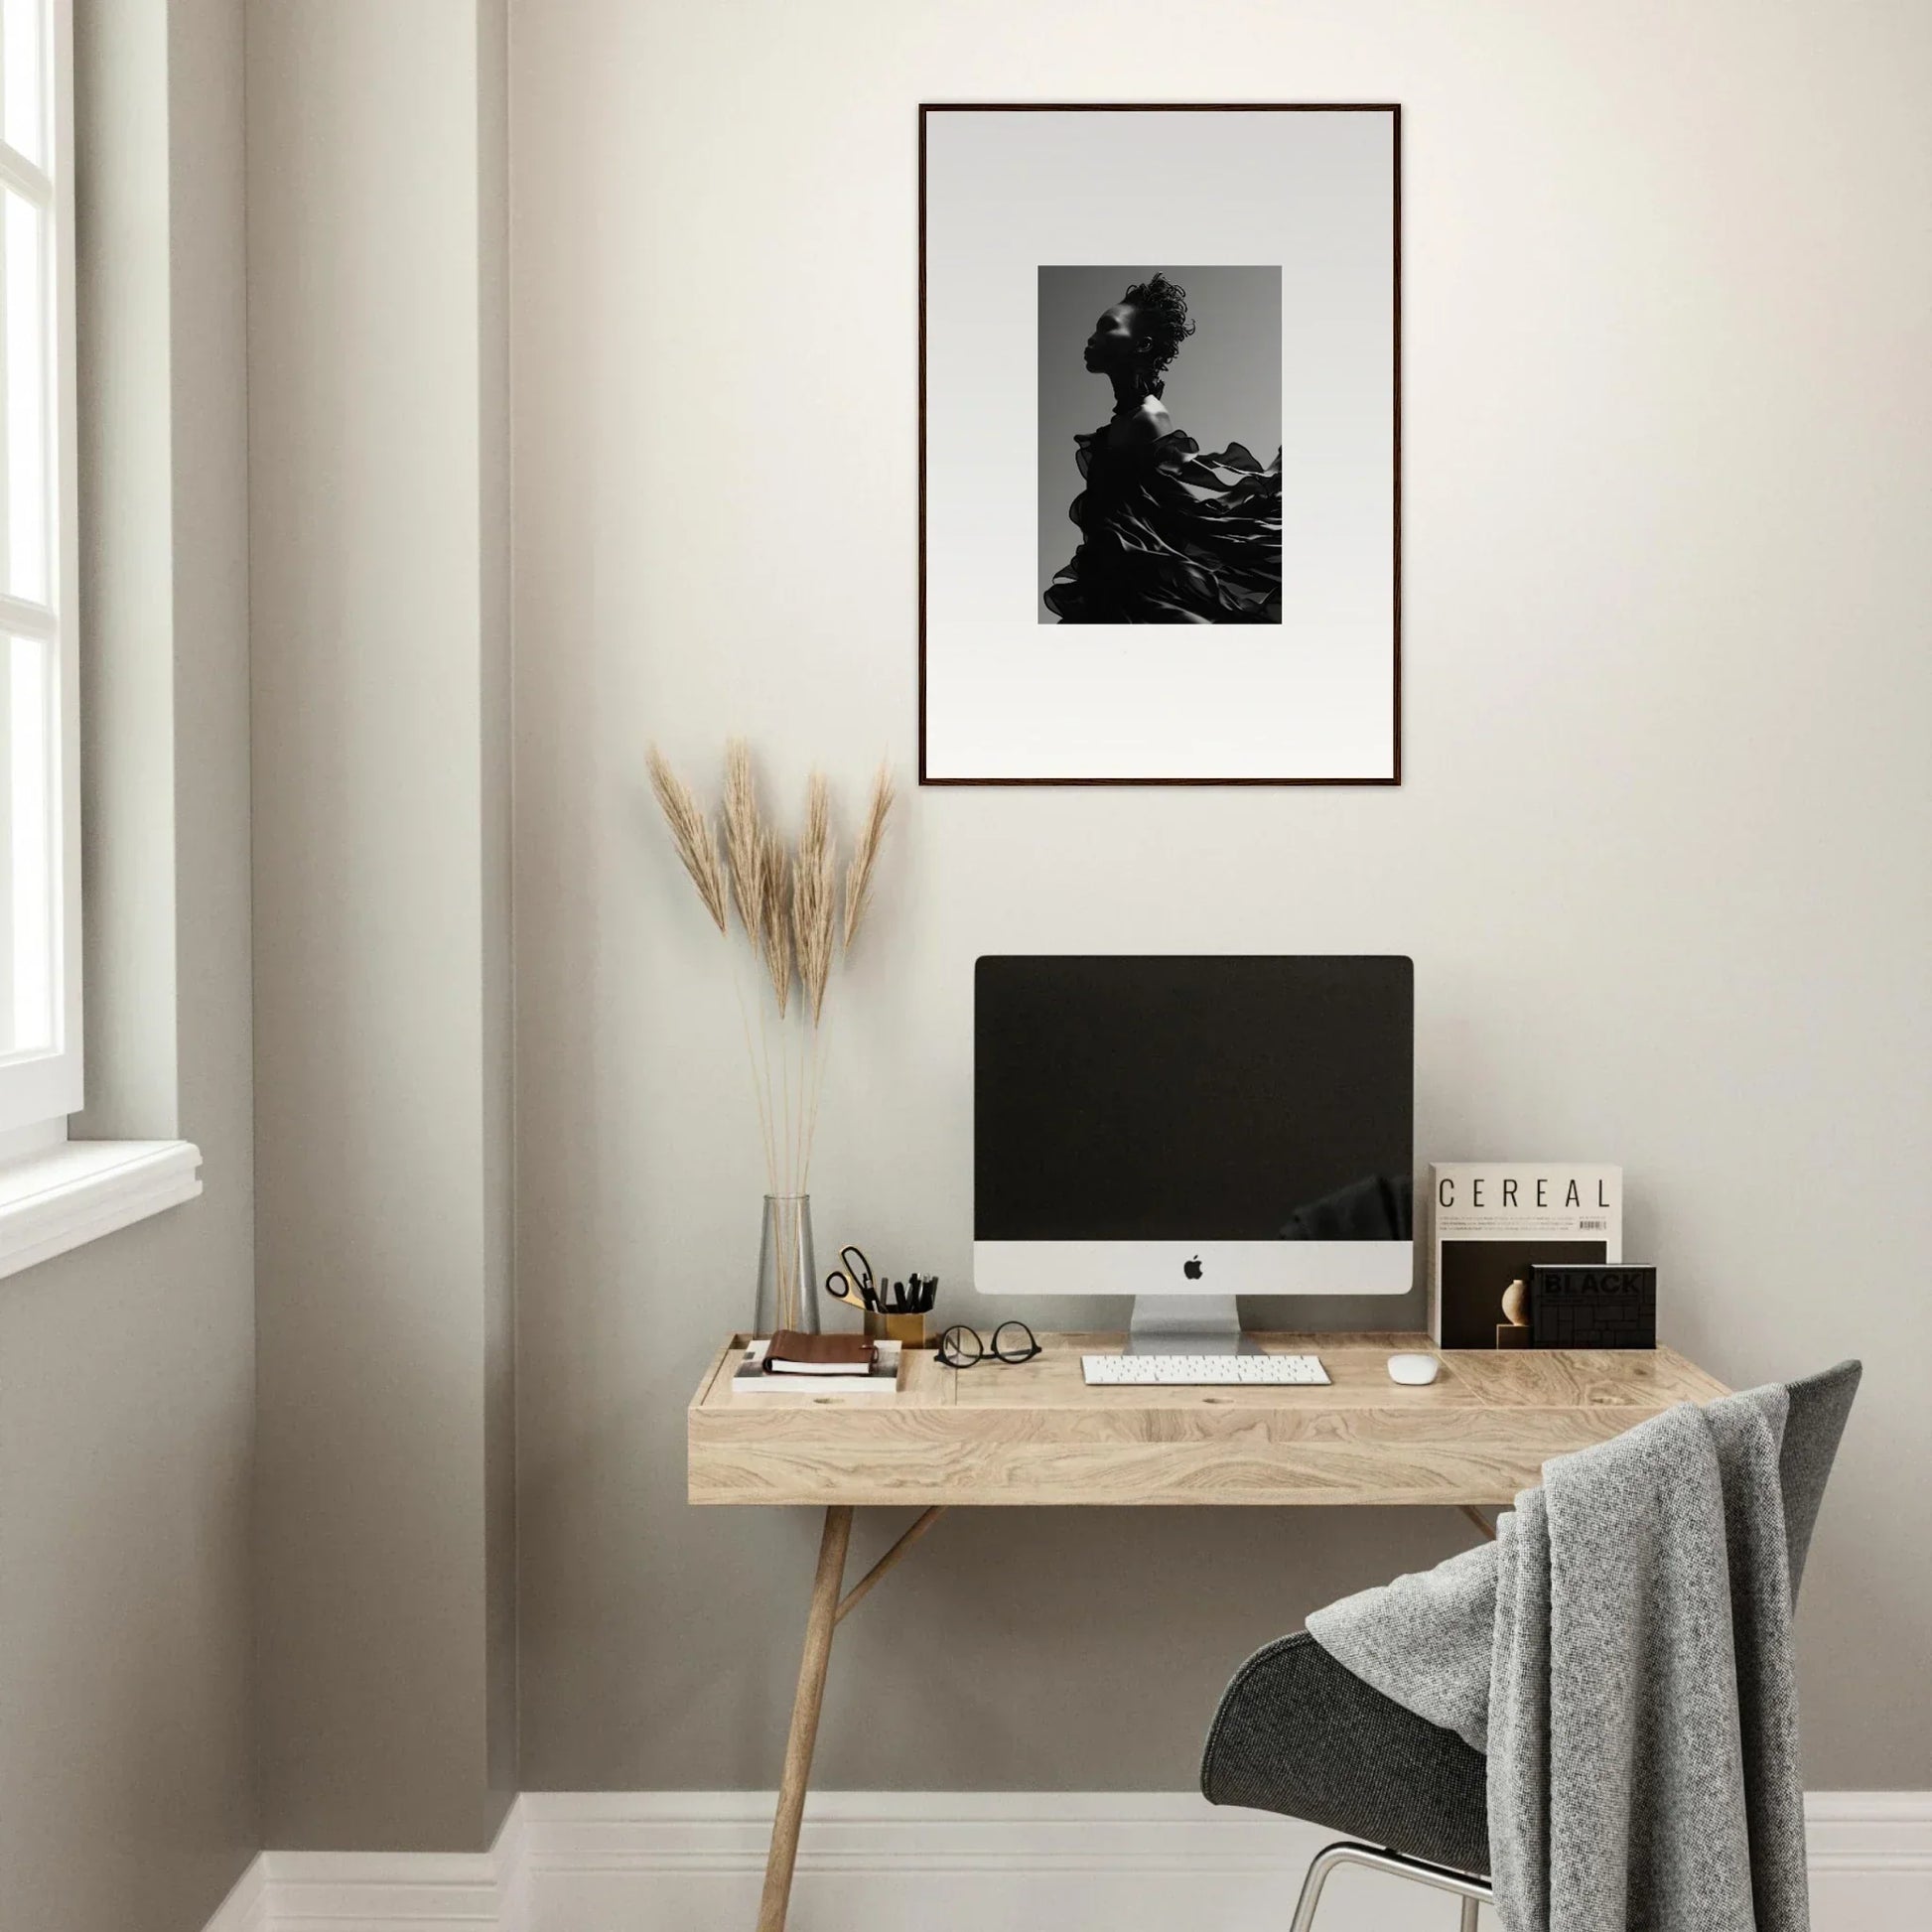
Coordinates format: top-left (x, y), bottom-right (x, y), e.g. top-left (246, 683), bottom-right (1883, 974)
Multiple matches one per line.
top-left (1458, 1505), bottom-right (1498, 1542)
top-left (758, 1504), bottom-right (853, 1932)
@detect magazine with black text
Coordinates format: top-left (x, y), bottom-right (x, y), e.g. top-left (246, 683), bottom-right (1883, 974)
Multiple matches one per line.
top-left (1430, 1164), bottom-right (1621, 1348)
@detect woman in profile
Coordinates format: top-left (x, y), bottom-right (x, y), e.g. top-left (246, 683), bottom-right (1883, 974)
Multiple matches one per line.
top-left (1044, 273), bottom-right (1282, 624)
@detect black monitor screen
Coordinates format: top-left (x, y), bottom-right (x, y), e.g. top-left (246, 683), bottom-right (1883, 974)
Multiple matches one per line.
top-left (975, 956), bottom-right (1414, 1241)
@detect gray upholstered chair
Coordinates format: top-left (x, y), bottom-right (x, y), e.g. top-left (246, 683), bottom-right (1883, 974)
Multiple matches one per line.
top-left (1199, 1361), bottom-right (1861, 1930)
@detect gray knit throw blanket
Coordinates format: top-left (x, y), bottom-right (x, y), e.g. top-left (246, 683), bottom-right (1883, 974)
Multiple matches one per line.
top-left (1307, 1387), bottom-right (1809, 1932)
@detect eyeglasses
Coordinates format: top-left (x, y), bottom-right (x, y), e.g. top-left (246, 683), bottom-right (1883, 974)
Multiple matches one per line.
top-left (936, 1320), bottom-right (1041, 1369)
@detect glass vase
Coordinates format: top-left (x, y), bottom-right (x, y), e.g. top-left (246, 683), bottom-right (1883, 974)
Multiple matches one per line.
top-left (755, 1193), bottom-right (818, 1337)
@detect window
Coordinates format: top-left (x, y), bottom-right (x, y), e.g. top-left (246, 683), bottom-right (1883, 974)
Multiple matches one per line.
top-left (0, 0), bottom-right (199, 1276)
top-left (0, 0), bottom-right (75, 1143)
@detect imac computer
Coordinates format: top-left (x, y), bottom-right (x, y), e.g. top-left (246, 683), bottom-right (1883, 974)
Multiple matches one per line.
top-left (974, 955), bottom-right (1414, 1352)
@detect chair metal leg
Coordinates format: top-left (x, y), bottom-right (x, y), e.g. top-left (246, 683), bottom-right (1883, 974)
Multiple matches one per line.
top-left (1287, 1843), bottom-right (1350, 1932)
top-left (1288, 1841), bottom-right (1493, 1932)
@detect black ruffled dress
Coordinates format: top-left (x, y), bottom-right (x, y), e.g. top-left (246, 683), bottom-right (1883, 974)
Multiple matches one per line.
top-left (1044, 425), bottom-right (1283, 624)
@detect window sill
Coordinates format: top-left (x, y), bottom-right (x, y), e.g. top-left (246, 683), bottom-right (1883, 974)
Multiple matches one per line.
top-left (0, 1139), bottom-right (203, 1282)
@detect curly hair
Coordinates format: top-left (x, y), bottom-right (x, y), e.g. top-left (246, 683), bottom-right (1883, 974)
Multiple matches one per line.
top-left (1122, 272), bottom-right (1195, 393)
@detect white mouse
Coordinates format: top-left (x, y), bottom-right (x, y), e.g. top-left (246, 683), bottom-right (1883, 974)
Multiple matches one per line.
top-left (1387, 1352), bottom-right (1442, 1386)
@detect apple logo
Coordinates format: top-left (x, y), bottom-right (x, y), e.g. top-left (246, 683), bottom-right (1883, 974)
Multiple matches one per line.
top-left (1183, 1255), bottom-right (1203, 1280)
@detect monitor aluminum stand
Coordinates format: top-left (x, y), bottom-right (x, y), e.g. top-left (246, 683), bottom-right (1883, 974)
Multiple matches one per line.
top-left (1126, 1295), bottom-right (1259, 1356)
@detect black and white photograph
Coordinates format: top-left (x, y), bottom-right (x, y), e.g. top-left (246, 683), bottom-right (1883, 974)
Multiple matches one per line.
top-left (920, 104), bottom-right (1400, 783)
top-left (1038, 266), bottom-right (1282, 625)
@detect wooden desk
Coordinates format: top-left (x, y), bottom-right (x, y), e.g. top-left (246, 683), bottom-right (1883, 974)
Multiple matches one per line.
top-left (688, 1331), bottom-right (1727, 1930)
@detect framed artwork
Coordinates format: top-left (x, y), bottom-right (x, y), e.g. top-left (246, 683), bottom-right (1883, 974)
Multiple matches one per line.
top-left (918, 104), bottom-right (1401, 785)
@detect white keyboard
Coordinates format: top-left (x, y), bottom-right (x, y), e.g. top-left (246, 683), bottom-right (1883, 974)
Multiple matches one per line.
top-left (1081, 1352), bottom-right (1330, 1387)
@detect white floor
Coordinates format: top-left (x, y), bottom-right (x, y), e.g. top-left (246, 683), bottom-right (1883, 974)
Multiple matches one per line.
top-left (206, 1790), bottom-right (1932, 1932)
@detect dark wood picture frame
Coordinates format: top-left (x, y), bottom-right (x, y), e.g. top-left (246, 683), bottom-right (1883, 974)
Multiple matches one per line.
top-left (917, 102), bottom-right (1402, 787)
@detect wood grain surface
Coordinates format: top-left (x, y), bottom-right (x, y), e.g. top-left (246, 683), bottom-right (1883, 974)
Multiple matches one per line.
top-left (688, 1332), bottom-right (1730, 1508)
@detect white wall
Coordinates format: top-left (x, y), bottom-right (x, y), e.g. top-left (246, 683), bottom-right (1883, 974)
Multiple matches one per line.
top-left (510, 0), bottom-right (1932, 1793)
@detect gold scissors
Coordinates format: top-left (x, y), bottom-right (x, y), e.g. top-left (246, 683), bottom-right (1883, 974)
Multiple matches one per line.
top-left (824, 1244), bottom-right (878, 1312)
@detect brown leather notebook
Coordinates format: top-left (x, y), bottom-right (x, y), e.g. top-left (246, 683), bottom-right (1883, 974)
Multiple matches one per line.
top-left (765, 1330), bottom-right (877, 1374)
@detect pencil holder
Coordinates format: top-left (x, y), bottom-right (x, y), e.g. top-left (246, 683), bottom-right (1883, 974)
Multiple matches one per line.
top-left (866, 1310), bottom-right (927, 1348)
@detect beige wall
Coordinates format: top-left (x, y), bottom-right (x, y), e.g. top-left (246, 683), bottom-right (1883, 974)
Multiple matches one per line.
top-left (511, 0), bottom-right (1932, 1794)
top-left (479, 0), bottom-right (519, 1830)
top-left (0, 4), bottom-right (258, 1930)
top-left (249, 0), bottom-right (516, 1853)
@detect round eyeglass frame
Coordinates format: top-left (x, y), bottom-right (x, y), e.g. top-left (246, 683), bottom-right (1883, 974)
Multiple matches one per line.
top-left (935, 1320), bottom-right (1041, 1368)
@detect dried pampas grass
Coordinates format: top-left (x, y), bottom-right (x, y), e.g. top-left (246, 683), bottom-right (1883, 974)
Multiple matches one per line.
top-left (647, 749), bottom-right (728, 935)
top-left (843, 762), bottom-right (895, 953)
top-left (646, 742), bottom-right (897, 1194)
top-left (791, 774), bottom-right (837, 1025)
top-left (722, 739), bottom-right (765, 942)
top-left (758, 825), bottom-right (793, 1018)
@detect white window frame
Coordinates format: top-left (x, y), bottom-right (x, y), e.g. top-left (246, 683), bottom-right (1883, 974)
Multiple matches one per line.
top-left (0, 0), bottom-right (78, 1141)
top-left (0, 0), bottom-right (201, 1278)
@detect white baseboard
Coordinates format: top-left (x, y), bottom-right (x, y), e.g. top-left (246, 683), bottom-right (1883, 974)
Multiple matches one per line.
top-left (202, 1790), bottom-right (1932, 1932)
top-left (201, 1855), bottom-right (267, 1932)
top-left (1804, 1792), bottom-right (1932, 1931)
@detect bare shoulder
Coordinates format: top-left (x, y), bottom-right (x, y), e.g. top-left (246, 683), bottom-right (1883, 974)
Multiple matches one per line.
top-left (1111, 396), bottom-right (1173, 447)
